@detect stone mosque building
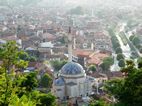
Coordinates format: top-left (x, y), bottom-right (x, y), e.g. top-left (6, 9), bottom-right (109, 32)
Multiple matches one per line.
top-left (53, 27), bottom-right (95, 100)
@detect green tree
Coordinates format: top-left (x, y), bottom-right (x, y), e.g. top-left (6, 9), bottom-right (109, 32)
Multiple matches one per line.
top-left (121, 60), bottom-right (135, 75)
top-left (0, 41), bottom-right (56, 106)
top-left (100, 57), bottom-right (114, 72)
top-left (129, 35), bottom-right (135, 41)
top-left (115, 47), bottom-right (122, 54)
top-left (37, 93), bottom-right (56, 106)
top-left (118, 59), bottom-right (125, 67)
top-left (137, 57), bottom-right (142, 68)
top-left (117, 53), bottom-right (125, 61)
top-left (89, 99), bottom-right (110, 106)
top-left (9, 94), bottom-right (36, 106)
top-left (39, 74), bottom-right (52, 88)
top-left (132, 36), bottom-right (140, 46)
top-left (0, 41), bottom-right (28, 105)
top-left (19, 52), bottom-right (37, 62)
top-left (50, 60), bottom-right (67, 71)
top-left (139, 47), bottom-right (142, 53)
top-left (105, 60), bottom-right (142, 106)
top-left (20, 72), bottom-right (38, 92)
top-left (88, 65), bottom-right (96, 72)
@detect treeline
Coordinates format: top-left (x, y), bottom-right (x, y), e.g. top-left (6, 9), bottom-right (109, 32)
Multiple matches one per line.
top-left (0, 41), bottom-right (56, 106)
top-left (108, 28), bottom-right (125, 67)
top-left (105, 59), bottom-right (142, 106)
top-left (129, 34), bottom-right (142, 54)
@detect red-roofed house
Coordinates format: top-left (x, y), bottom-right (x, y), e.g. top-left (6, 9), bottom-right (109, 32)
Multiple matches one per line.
top-left (73, 49), bottom-right (110, 67)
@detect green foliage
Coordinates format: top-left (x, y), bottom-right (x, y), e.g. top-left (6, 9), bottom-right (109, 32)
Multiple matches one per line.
top-left (108, 29), bottom-right (121, 51)
top-left (137, 57), bottom-right (142, 68)
top-left (129, 35), bottom-right (141, 54)
top-left (0, 41), bottom-right (28, 105)
top-left (104, 57), bottom-right (114, 65)
top-left (9, 94), bottom-right (36, 106)
top-left (117, 53), bottom-right (125, 61)
top-left (105, 79), bottom-right (124, 97)
top-left (100, 57), bottom-right (114, 71)
top-left (28, 56), bottom-right (37, 62)
top-left (0, 41), bottom-right (28, 71)
top-left (121, 60), bottom-right (135, 74)
top-left (129, 35), bottom-right (135, 41)
top-left (20, 72), bottom-right (38, 92)
top-left (37, 93), bottom-right (56, 106)
top-left (119, 32), bottom-right (128, 45)
top-left (115, 47), bottom-right (122, 54)
top-left (59, 36), bottom-right (66, 44)
top-left (105, 60), bottom-right (142, 106)
top-left (118, 59), bottom-right (125, 67)
top-left (39, 73), bottom-right (52, 88)
top-left (50, 60), bottom-right (67, 71)
top-left (88, 65), bottom-right (96, 72)
top-left (132, 36), bottom-right (140, 46)
top-left (0, 41), bottom-right (56, 105)
top-left (139, 47), bottom-right (142, 53)
top-left (19, 52), bottom-right (37, 62)
top-left (89, 99), bottom-right (110, 106)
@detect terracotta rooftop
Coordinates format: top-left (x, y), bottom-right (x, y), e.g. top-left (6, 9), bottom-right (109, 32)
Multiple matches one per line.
top-left (73, 49), bottom-right (110, 65)
top-left (88, 52), bottom-right (109, 65)
top-left (73, 49), bottom-right (93, 57)
top-left (40, 33), bottom-right (56, 41)
top-left (2, 35), bottom-right (18, 41)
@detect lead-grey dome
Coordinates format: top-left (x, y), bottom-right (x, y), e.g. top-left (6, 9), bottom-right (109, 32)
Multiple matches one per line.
top-left (60, 62), bottom-right (84, 75)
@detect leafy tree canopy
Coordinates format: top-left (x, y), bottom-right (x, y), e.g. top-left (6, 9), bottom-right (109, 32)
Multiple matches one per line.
top-left (39, 73), bottom-right (52, 88)
top-left (117, 53), bottom-right (125, 61)
top-left (105, 59), bottom-right (142, 106)
top-left (50, 60), bottom-right (67, 71)
top-left (100, 57), bottom-right (114, 72)
top-left (88, 65), bottom-right (96, 72)
top-left (0, 41), bottom-right (56, 106)
top-left (118, 59), bottom-right (125, 67)
top-left (115, 47), bottom-right (122, 54)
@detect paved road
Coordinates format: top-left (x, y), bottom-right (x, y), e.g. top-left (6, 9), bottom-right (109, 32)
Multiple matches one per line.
top-left (119, 23), bottom-right (142, 57)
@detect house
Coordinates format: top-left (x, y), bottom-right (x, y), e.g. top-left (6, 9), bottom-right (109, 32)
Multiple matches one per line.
top-left (87, 72), bottom-right (108, 86)
top-left (73, 49), bottom-right (110, 67)
top-left (74, 31), bottom-right (112, 53)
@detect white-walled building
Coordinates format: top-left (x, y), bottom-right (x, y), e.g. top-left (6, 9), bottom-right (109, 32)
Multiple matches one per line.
top-left (53, 62), bottom-right (95, 100)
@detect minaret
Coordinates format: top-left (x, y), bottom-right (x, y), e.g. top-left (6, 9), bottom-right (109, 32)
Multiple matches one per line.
top-left (68, 27), bottom-right (72, 62)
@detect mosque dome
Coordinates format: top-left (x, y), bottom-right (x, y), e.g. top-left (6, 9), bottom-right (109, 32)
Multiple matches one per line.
top-left (60, 62), bottom-right (85, 77)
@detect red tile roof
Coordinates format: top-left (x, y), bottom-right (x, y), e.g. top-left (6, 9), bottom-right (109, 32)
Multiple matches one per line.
top-left (73, 49), bottom-right (93, 57)
top-left (88, 52), bottom-right (109, 65)
top-left (73, 49), bottom-right (110, 65)
top-left (40, 33), bottom-right (56, 41)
